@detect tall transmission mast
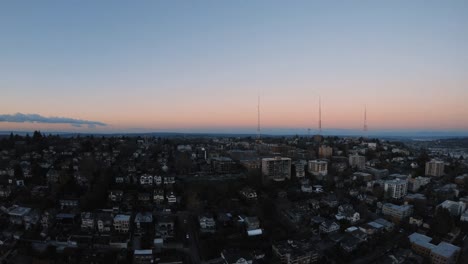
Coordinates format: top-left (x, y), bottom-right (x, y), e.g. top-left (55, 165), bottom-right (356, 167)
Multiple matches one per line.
top-left (318, 96), bottom-right (322, 134)
top-left (364, 105), bottom-right (368, 133)
top-left (257, 95), bottom-right (261, 141)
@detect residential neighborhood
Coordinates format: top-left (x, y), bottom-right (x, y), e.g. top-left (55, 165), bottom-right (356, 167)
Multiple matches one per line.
top-left (0, 132), bottom-right (467, 263)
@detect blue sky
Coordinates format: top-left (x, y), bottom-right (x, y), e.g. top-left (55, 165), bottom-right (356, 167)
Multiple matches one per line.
top-left (1, 1), bottom-right (467, 135)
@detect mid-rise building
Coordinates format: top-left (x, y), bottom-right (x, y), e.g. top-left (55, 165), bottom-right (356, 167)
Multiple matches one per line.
top-left (382, 203), bottom-right (413, 221)
top-left (384, 178), bottom-right (408, 199)
top-left (294, 160), bottom-right (306, 178)
top-left (272, 240), bottom-right (319, 264)
top-left (261, 157), bottom-right (292, 183)
top-left (425, 160), bottom-right (445, 177)
top-left (318, 145), bottom-right (333, 159)
top-left (349, 154), bottom-right (366, 169)
top-left (408, 176), bottom-right (431, 192)
top-left (409, 233), bottom-right (460, 264)
top-left (437, 200), bottom-right (466, 216)
top-left (211, 157), bottom-right (237, 174)
top-left (114, 214), bottom-right (131, 233)
top-left (308, 160), bottom-right (328, 179)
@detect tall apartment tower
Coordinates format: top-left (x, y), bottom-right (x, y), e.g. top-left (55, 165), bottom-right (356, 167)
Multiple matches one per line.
top-left (261, 157), bottom-right (292, 183)
top-left (425, 160), bottom-right (444, 177)
top-left (318, 145), bottom-right (333, 159)
top-left (349, 154), bottom-right (366, 170)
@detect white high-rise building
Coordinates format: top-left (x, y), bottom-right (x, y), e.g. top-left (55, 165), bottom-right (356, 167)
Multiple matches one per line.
top-left (425, 160), bottom-right (444, 177)
top-left (261, 157), bottom-right (291, 183)
top-left (384, 178), bottom-right (408, 199)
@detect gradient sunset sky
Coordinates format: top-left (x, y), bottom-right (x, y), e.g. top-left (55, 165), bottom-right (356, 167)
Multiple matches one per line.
top-left (1, 1), bottom-right (467, 134)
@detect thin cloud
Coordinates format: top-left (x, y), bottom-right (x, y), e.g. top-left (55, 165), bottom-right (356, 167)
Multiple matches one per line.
top-left (0, 113), bottom-right (107, 127)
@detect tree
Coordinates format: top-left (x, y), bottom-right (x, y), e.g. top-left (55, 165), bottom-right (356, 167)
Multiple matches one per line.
top-left (32, 130), bottom-right (43, 142)
top-left (14, 163), bottom-right (24, 178)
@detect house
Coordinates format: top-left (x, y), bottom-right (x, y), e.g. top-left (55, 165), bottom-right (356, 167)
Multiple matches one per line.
top-left (81, 212), bottom-right (95, 231)
top-left (114, 175), bottom-right (126, 184)
top-left (221, 249), bottom-right (254, 264)
top-left (55, 213), bottom-right (78, 226)
top-left (40, 210), bottom-right (56, 230)
top-left (301, 184), bottom-right (313, 193)
top-left (166, 191), bottom-right (177, 204)
top-left (335, 204), bottom-right (360, 224)
top-left (359, 223), bottom-right (381, 236)
top-left (322, 194), bottom-right (339, 208)
top-left (0, 186), bottom-right (12, 198)
top-left (138, 192), bottom-right (151, 203)
top-left (239, 187), bottom-right (257, 201)
top-left (59, 199), bottom-right (79, 209)
top-left (108, 190), bottom-right (124, 202)
top-left (114, 214), bottom-right (131, 233)
top-left (373, 218), bottom-right (394, 231)
top-left (199, 214), bottom-right (216, 233)
top-left (156, 214), bottom-right (175, 239)
top-left (133, 249), bottom-right (154, 264)
top-left (340, 235), bottom-right (362, 253)
top-left (96, 212), bottom-right (113, 233)
top-left (134, 212), bottom-right (153, 234)
top-left (139, 174), bottom-right (153, 185)
top-left (110, 235), bottom-right (130, 249)
top-left (24, 209), bottom-right (40, 230)
top-left (46, 169), bottom-right (60, 183)
top-left (163, 176), bottom-right (175, 185)
top-left (154, 175), bottom-right (163, 185)
top-left (461, 209), bottom-right (468, 222)
top-left (7, 205), bottom-right (32, 226)
top-left (153, 189), bottom-right (165, 204)
top-left (320, 220), bottom-right (340, 233)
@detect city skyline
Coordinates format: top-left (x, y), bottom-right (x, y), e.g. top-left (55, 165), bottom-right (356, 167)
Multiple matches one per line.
top-left (1, 1), bottom-right (468, 135)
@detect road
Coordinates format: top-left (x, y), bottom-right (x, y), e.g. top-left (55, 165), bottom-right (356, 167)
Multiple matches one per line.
top-left (178, 211), bottom-right (201, 264)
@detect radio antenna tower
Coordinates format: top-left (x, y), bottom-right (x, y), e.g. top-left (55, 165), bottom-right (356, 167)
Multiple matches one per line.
top-left (318, 96), bottom-right (322, 134)
top-left (364, 105), bottom-right (368, 133)
top-left (257, 95), bottom-right (261, 141)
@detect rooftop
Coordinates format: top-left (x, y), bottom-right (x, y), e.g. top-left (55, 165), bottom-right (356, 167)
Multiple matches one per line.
top-left (114, 214), bottom-right (131, 222)
top-left (8, 206), bottom-right (31, 217)
top-left (432, 242), bottom-right (460, 258)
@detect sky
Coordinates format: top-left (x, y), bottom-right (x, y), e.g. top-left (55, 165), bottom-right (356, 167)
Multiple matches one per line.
top-left (1, 0), bottom-right (467, 135)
